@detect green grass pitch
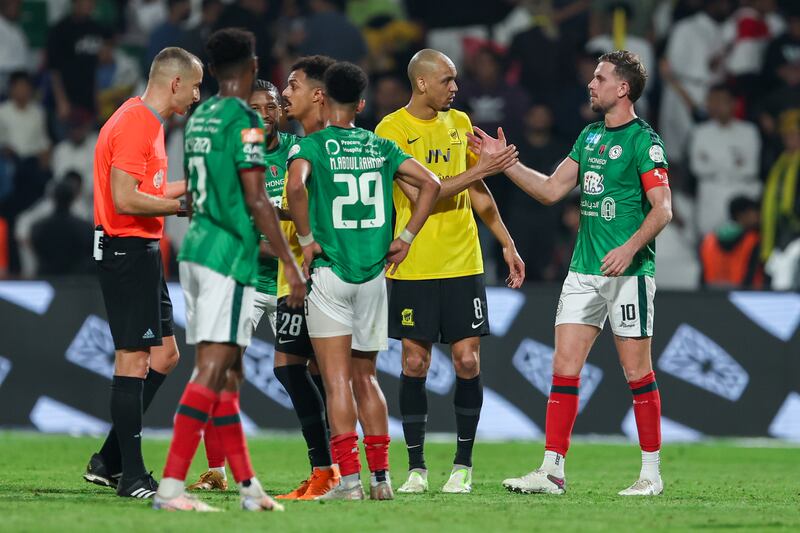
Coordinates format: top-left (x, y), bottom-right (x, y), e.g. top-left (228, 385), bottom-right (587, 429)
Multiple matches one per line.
top-left (0, 432), bottom-right (797, 532)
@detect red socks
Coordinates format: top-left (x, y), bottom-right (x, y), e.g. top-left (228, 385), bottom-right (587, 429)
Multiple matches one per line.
top-left (211, 391), bottom-right (254, 483)
top-left (363, 435), bottom-right (390, 473)
top-left (163, 383), bottom-right (218, 480)
top-left (544, 374), bottom-right (580, 457)
top-left (629, 371), bottom-right (661, 452)
top-left (203, 419), bottom-right (225, 469)
top-left (330, 432), bottom-right (360, 477)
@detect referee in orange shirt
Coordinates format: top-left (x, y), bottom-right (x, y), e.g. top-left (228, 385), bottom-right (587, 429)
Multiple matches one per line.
top-left (83, 48), bottom-right (203, 499)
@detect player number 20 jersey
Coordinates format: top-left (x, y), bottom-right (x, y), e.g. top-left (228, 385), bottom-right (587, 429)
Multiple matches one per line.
top-left (179, 96), bottom-right (265, 286)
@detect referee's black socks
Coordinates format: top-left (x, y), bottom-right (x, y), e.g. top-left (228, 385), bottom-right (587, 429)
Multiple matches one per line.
top-left (454, 374), bottom-right (483, 468)
top-left (274, 364), bottom-right (332, 468)
top-left (109, 375), bottom-right (146, 482)
top-left (99, 369), bottom-right (166, 474)
top-left (399, 373), bottom-right (428, 470)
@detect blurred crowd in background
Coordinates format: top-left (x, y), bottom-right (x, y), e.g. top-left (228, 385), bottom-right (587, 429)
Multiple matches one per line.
top-left (0, 0), bottom-right (799, 291)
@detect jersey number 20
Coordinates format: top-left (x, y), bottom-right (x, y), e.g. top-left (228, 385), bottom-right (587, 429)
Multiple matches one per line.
top-left (332, 172), bottom-right (384, 229)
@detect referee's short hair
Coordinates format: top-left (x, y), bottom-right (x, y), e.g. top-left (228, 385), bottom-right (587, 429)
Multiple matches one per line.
top-left (206, 28), bottom-right (256, 79)
top-left (149, 47), bottom-right (200, 80)
top-left (324, 61), bottom-right (368, 106)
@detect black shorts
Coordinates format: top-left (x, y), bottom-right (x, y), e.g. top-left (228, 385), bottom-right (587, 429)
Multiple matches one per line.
top-left (275, 296), bottom-right (314, 358)
top-left (388, 274), bottom-right (490, 344)
top-left (97, 237), bottom-right (174, 350)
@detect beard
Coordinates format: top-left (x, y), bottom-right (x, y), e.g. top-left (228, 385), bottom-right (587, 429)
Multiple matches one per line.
top-left (590, 100), bottom-right (605, 113)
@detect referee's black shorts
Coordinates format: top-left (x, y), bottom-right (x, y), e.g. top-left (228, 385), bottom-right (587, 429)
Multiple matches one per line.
top-left (388, 273), bottom-right (490, 344)
top-left (97, 237), bottom-right (174, 350)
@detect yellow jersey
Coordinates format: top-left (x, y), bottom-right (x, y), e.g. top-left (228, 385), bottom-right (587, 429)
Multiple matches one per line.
top-left (276, 176), bottom-right (304, 298)
top-left (375, 107), bottom-right (483, 280)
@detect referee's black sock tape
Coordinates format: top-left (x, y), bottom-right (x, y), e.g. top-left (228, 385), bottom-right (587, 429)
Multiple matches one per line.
top-left (454, 374), bottom-right (483, 468)
top-left (400, 373), bottom-right (428, 470)
top-left (110, 375), bottom-right (147, 482)
top-left (98, 369), bottom-right (167, 473)
top-left (274, 365), bottom-right (332, 468)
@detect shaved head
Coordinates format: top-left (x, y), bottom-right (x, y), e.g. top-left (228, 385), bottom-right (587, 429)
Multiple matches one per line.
top-left (406, 48), bottom-right (458, 112)
top-left (407, 48), bottom-right (454, 87)
top-left (149, 47), bottom-right (202, 81)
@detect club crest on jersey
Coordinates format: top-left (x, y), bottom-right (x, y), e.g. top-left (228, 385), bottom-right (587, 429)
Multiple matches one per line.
top-left (152, 169), bottom-right (164, 189)
top-left (269, 165), bottom-right (279, 177)
top-left (609, 145), bottom-right (622, 159)
top-left (601, 197), bottom-right (616, 221)
top-left (582, 171), bottom-right (604, 195)
top-left (649, 145), bottom-right (665, 163)
top-left (448, 128), bottom-right (461, 144)
top-left (401, 308), bottom-right (415, 327)
top-left (241, 128), bottom-right (264, 144)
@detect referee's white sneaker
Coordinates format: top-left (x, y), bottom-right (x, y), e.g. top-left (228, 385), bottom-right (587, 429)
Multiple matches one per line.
top-left (618, 477), bottom-right (664, 496)
top-left (397, 469), bottom-right (428, 493)
top-left (502, 469), bottom-right (566, 495)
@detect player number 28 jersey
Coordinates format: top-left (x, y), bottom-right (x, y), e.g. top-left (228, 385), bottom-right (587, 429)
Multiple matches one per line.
top-left (287, 126), bottom-right (411, 284)
top-left (568, 118), bottom-right (669, 277)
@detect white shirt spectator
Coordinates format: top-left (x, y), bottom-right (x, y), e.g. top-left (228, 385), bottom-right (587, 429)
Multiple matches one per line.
top-left (0, 100), bottom-right (50, 158)
top-left (689, 118), bottom-right (762, 236)
top-left (52, 131), bottom-right (98, 219)
top-left (723, 6), bottom-right (785, 77)
top-left (0, 12), bottom-right (30, 90)
top-left (659, 12), bottom-right (726, 162)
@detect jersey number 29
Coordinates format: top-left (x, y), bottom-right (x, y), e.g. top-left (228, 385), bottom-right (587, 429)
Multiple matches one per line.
top-left (332, 172), bottom-right (384, 229)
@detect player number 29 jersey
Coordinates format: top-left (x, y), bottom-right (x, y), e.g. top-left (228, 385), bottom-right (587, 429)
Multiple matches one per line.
top-left (179, 96), bottom-right (266, 286)
top-left (287, 126), bottom-right (411, 284)
top-left (568, 118), bottom-right (669, 277)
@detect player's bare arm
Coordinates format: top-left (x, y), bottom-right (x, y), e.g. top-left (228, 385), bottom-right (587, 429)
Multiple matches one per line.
top-left (395, 134), bottom-right (518, 203)
top-left (240, 167), bottom-right (306, 307)
top-left (286, 158), bottom-right (322, 277)
top-left (468, 180), bottom-right (525, 288)
top-left (164, 180), bottom-right (187, 199)
top-left (389, 157), bottom-right (442, 273)
top-left (601, 185), bottom-right (672, 277)
top-left (467, 127), bottom-right (580, 205)
top-left (110, 167), bottom-right (181, 216)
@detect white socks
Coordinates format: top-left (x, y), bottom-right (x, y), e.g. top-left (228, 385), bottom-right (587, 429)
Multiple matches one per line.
top-left (157, 477), bottom-right (184, 499)
top-left (210, 466), bottom-right (226, 480)
top-left (239, 477), bottom-right (265, 498)
top-left (541, 450), bottom-right (565, 478)
top-left (640, 450), bottom-right (661, 481)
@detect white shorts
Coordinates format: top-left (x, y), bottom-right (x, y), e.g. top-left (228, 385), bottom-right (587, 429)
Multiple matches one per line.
top-left (251, 291), bottom-right (278, 336)
top-left (555, 271), bottom-right (656, 337)
top-left (179, 262), bottom-right (255, 347)
top-left (306, 266), bottom-right (388, 352)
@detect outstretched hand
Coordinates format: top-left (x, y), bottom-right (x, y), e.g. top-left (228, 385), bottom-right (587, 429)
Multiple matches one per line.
top-left (466, 126), bottom-right (510, 158)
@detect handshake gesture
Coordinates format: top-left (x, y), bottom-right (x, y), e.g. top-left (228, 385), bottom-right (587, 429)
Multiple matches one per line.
top-left (467, 127), bottom-right (517, 174)
top-left (469, 127), bottom-right (519, 176)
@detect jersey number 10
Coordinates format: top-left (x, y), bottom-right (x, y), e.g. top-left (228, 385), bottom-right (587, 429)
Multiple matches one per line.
top-left (332, 172), bottom-right (385, 230)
